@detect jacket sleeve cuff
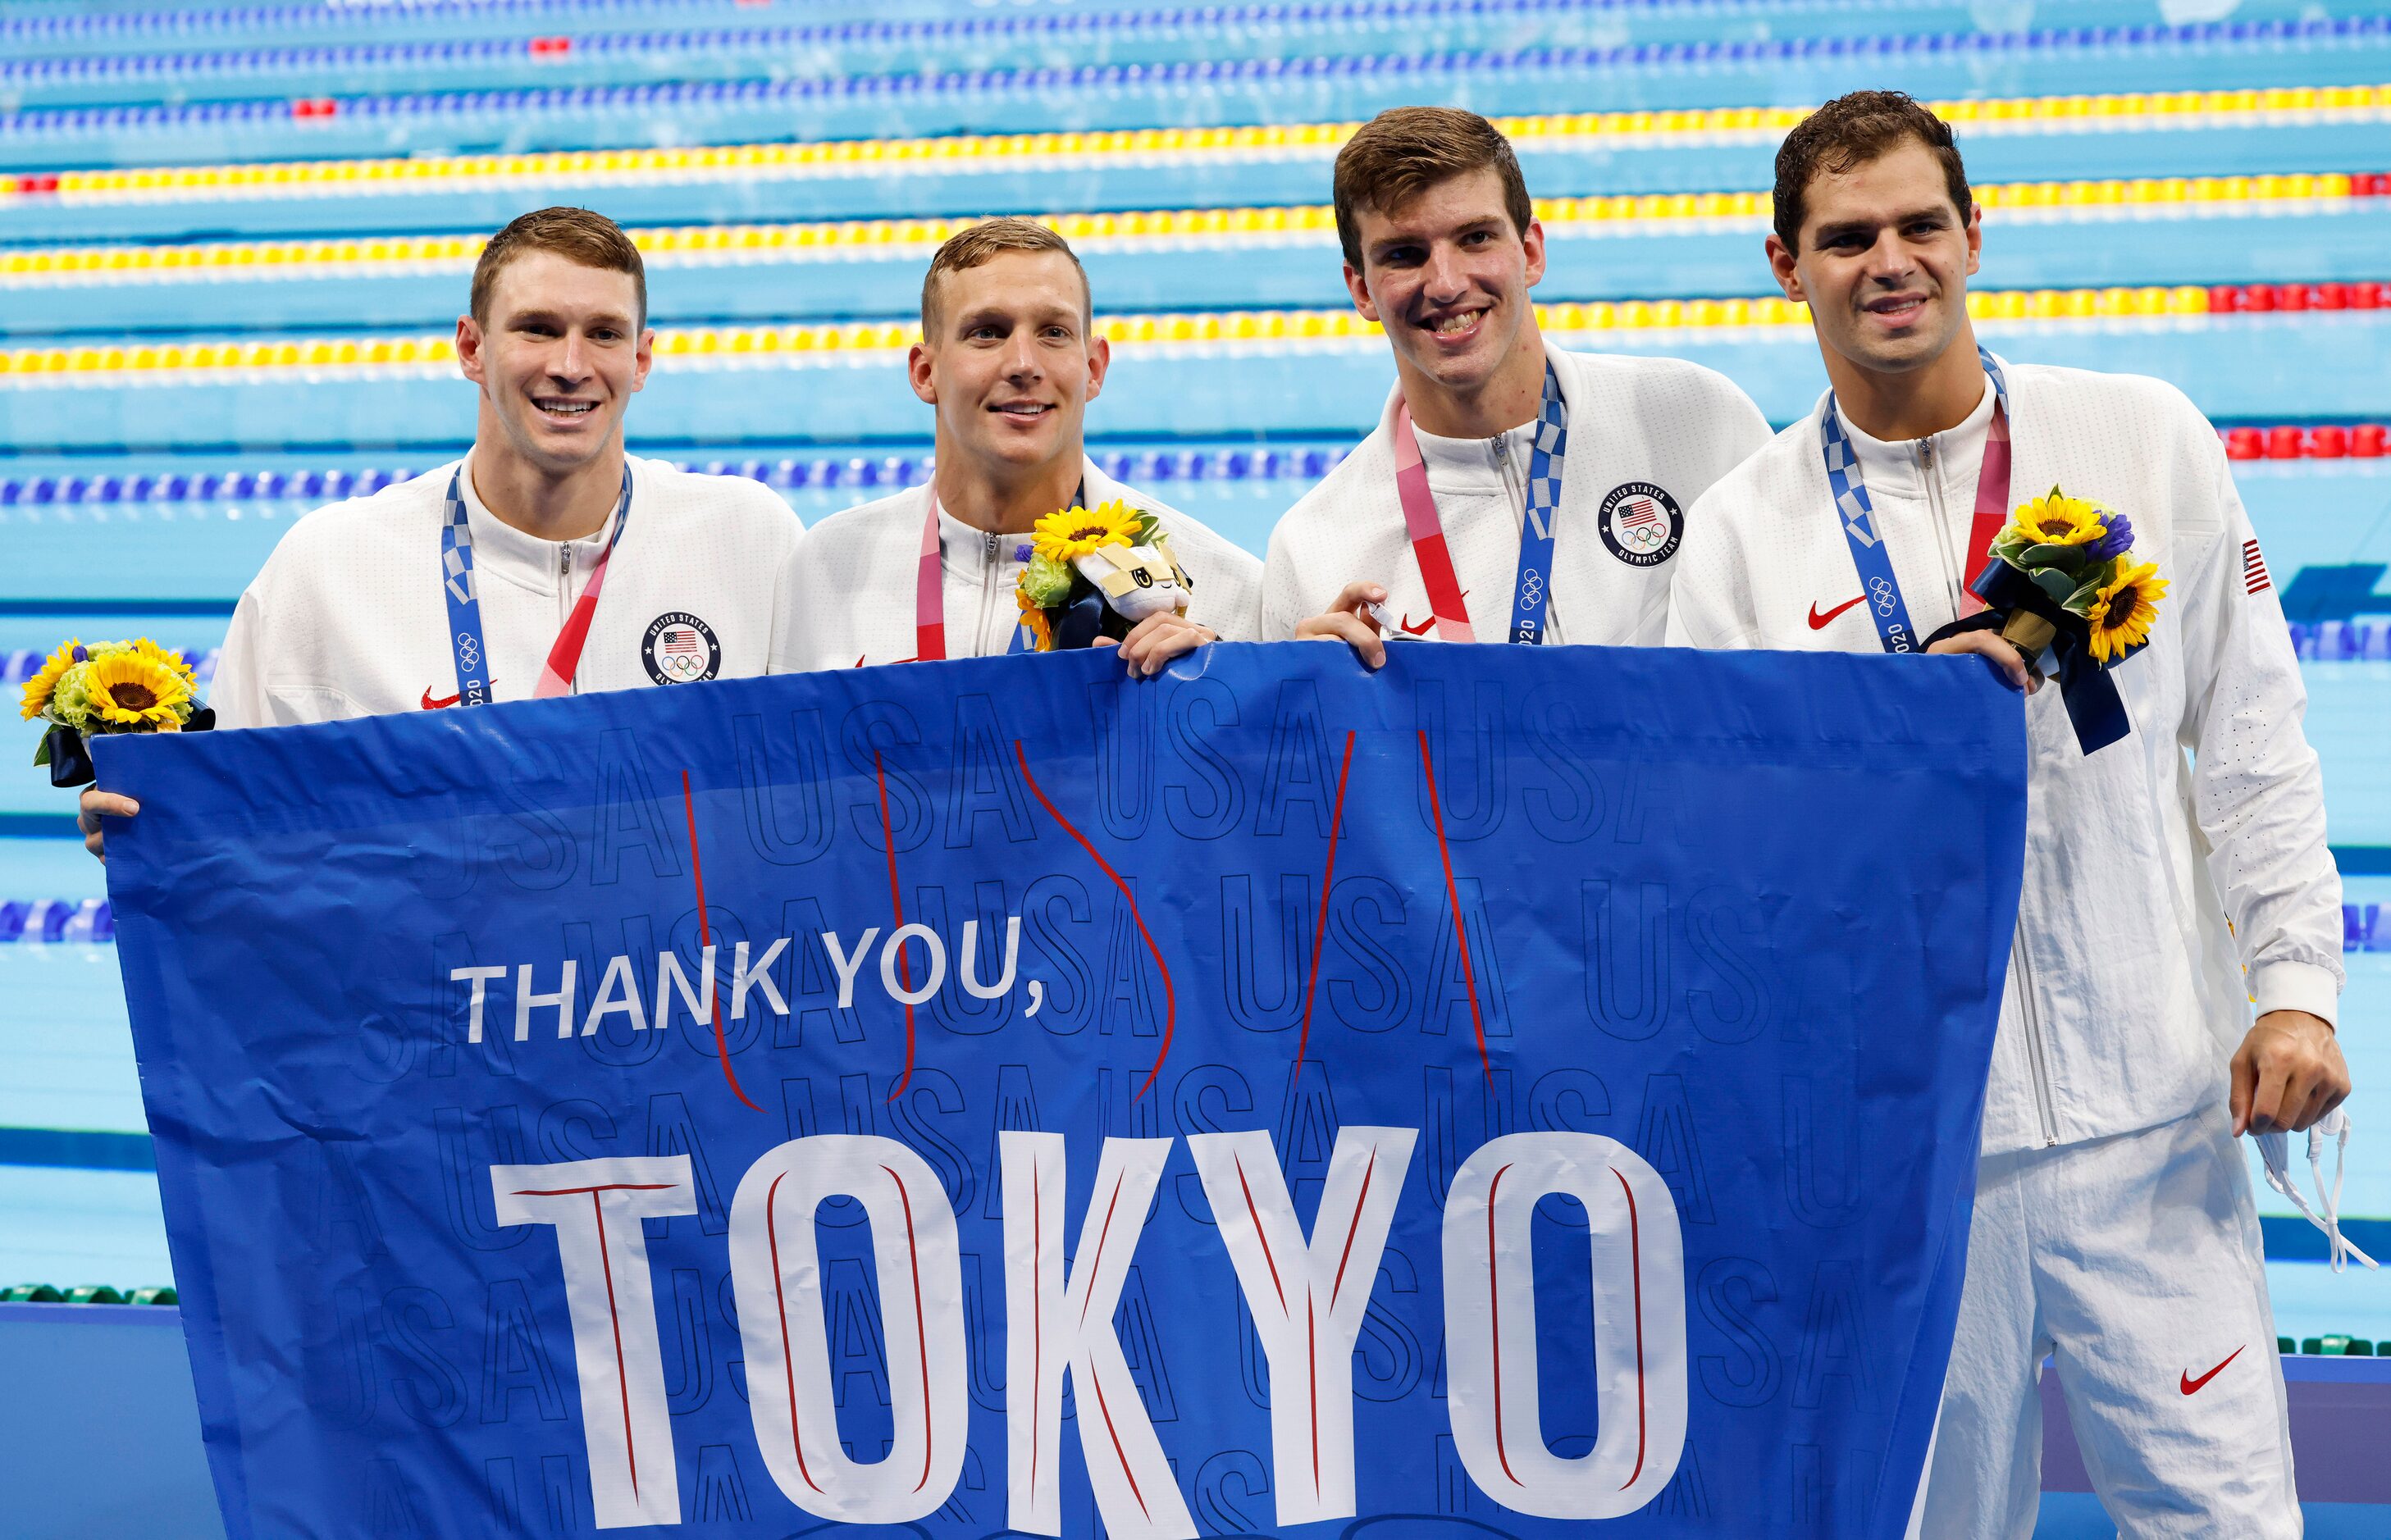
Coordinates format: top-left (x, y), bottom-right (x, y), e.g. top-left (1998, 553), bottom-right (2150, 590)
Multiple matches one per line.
top-left (2250, 959), bottom-right (2343, 1027)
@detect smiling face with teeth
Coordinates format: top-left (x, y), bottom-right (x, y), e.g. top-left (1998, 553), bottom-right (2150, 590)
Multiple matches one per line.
top-left (1342, 166), bottom-right (1551, 439)
top-left (910, 248), bottom-right (1108, 527)
top-left (458, 249), bottom-right (654, 508)
top-left (1768, 139), bottom-right (1984, 429)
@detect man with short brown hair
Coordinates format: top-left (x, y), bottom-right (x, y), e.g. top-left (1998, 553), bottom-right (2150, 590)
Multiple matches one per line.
top-left (77, 204), bottom-right (800, 856)
top-left (773, 216), bottom-right (1260, 672)
top-left (1668, 90), bottom-right (2347, 1538)
top-left (1266, 106), bottom-right (1768, 661)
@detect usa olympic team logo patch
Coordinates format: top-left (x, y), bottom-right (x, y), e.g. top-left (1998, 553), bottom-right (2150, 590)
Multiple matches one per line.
top-left (642, 613), bottom-right (721, 684)
top-left (1597, 482), bottom-right (1684, 567)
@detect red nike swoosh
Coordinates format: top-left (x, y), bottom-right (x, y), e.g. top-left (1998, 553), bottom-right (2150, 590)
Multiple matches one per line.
top-left (1808, 595), bottom-right (1867, 630)
top-left (1403, 589), bottom-right (1469, 636)
top-left (420, 687), bottom-right (460, 709)
top-left (2180, 1344), bottom-right (2246, 1396)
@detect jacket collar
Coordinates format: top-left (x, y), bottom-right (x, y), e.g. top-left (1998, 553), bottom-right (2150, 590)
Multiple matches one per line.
top-left (454, 449), bottom-right (627, 595)
top-left (1372, 344), bottom-right (1581, 445)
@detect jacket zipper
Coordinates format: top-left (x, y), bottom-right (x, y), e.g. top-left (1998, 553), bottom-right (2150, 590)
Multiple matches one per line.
top-left (979, 528), bottom-right (1002, 657)
top-left (1488, 428), bottom-right (1547, 640)
top-left (559, 543), bottom-right (574, 694)
top-left (1916, 435), bottom-right (1965, 615)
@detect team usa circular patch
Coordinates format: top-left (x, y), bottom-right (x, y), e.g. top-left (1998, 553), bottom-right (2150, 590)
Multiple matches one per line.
top-left (1597, 482), bottom-right (1685, 567)
top-left (642, 612), bottom-right (721, 684)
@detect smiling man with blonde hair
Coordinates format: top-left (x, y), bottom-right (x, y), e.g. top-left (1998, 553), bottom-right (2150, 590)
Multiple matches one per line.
top-left (773, 216), bottom-right (1259, 672)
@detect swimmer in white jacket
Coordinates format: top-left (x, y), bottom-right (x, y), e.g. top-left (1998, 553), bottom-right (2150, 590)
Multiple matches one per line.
top-left (1665, 90), bottom-right (2350, 1538)
top-left (1267, 106), bottom-right (1770, 663)
top-left (78, 206), bottom-right (801, 859)
top-left (770, 218), bottom-right (1260, 673)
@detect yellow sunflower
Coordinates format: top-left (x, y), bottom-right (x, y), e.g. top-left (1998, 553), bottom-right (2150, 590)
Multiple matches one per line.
top-left (1031, 500), bottom-right (1141, 563)
top-left (18, 638), bottom-right (80, 720)
top-left (2086, 558), bottom-right (2168, 663)
top-left (2005, 490), bottom-right (2107, 549)
top-left (84, 652), bottom-right (193, 727)
top-left (130, 636), bottom-right (198, 686)
top-left (1015, 585), bottom-right (1055, 652)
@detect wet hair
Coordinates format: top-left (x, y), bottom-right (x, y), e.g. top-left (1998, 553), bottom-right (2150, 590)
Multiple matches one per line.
top-left (1331, 106), bottom-right (1535, 269)
top-left (469, 206), bottom-right (647, 327)
top-left (1773, 90), bottom-right (1973, 252)
top-left (920, 216), bottom-right (1092, 335)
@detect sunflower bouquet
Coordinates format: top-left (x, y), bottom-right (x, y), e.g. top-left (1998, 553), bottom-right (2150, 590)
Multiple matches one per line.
top-left (1011, 499), bottom-right (1193, 651)
top-left (1967, 488), bottom-right (2167, 752)
top-left (20, 638), bottom-right (212, 787)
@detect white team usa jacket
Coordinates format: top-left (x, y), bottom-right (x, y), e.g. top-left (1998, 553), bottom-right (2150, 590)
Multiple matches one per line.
top-left (212, 453), bottom-right (802, 729)
top-left (1668, 357), bottom-right (2344, 1154)
top-left (772, 456), bottom-right (1263, 672)
top-left (1261, 348), bottom-right (1771, 643)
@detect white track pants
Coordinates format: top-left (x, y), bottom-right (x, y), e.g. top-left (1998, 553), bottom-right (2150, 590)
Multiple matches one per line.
top-left (1914, 1105), bottom-right (2298, 1538)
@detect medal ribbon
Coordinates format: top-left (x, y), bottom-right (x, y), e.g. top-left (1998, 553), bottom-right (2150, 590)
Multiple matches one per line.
top-left (914, 482), bottom-right (1084, 661)
top-left (1822, 346), bottom-right (2011, 653)
top-left (1389, 360), bottom-right (1568, 645)
top-left (440, 463), bottom-right (633, 705)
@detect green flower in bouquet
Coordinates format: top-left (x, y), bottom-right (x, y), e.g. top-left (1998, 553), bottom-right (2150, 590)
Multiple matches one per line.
top-left (22, 637), bottom-right (203, 772)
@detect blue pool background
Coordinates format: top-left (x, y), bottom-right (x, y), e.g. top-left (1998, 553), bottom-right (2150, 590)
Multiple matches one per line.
top-left (4, 4), bottom-right (2391, 1533)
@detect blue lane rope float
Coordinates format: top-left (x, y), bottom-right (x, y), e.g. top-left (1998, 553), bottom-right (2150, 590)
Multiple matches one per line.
top-left (6, 16), bottom-right (2389, 139)
top-left (6, 3), bottom-right (2370, 89)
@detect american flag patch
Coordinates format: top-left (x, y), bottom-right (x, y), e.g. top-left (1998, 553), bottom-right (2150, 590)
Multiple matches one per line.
top-left (1618, 497), bottom-right (1663, 530)
top-left (2243, 538), bottom-right (2271, 595)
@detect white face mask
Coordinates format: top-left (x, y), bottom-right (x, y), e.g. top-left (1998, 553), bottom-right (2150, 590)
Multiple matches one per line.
top-left (2256, 1108), bottom-right (2378, 1273)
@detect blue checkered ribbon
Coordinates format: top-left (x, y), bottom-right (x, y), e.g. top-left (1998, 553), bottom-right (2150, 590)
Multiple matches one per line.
top-left (1507, 362), bottom-right (1569, 645)
top-left (1822, 346), bottom-right (2009, 654)
top-left (440, 463), bottom-right (631, 707)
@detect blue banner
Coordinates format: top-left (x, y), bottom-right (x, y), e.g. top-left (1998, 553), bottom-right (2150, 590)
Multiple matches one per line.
top-left (103, 642), bottom-right (2024, 1540)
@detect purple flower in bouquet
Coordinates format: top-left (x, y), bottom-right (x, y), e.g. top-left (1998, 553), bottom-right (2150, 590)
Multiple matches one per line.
top-left (2088, 513), bottom-right (2134, 562)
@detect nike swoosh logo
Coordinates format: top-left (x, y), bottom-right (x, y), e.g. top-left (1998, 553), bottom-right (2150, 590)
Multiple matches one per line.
top-left (1403, 590), bottom-right (1469, 636)
top-left (1808, 595), bottom-right (1867, 630)
top-left (420, 687), bottom-right (460, 710)
top-left (2180, 1344), bottom-right (2246, 1396)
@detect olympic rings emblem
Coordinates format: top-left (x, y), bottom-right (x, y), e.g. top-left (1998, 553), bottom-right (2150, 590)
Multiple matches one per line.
top-left (1518, 570), bottom-right (1545, 608)
top-left (1868, 576), bottom-right (1899, 615)
top-left (456, 633), bottom-right (481, 667)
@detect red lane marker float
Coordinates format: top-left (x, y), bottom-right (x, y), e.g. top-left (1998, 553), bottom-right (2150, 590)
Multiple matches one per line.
top-left (1293, 728), bottom-right (1357, 1085)
top-left (1417, 730), bottom-right (1494, 1092)
top-left (680, 769), bottom-right (761, 1111)
top-left (874, 749), bottom-right (920, 1100)
top-left (1013, 740), bottom-right (1175, 1098)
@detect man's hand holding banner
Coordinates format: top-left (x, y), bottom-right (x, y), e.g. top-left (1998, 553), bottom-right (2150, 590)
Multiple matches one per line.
top-left (101, 642), bottom-right (2024, 1538)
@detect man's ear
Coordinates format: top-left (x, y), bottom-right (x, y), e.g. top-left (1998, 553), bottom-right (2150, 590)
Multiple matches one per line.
top-left (1342, 261), bottom-right (1380, 323)
top-left (1084, 333), bottom-right (1111, 403)
top-left (1521, 216), bottom-right (1548, 289)
top-left (455, 315), bottom-right (486, 384)
top-left (907, 341), bottom-right (938, 407)
top-left (1964, 203), bottom-right (1983, 279)
top-left (631, 326), bottom-right (655, 393)
top-left (1764, 234), bottom-right (1805, 303)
